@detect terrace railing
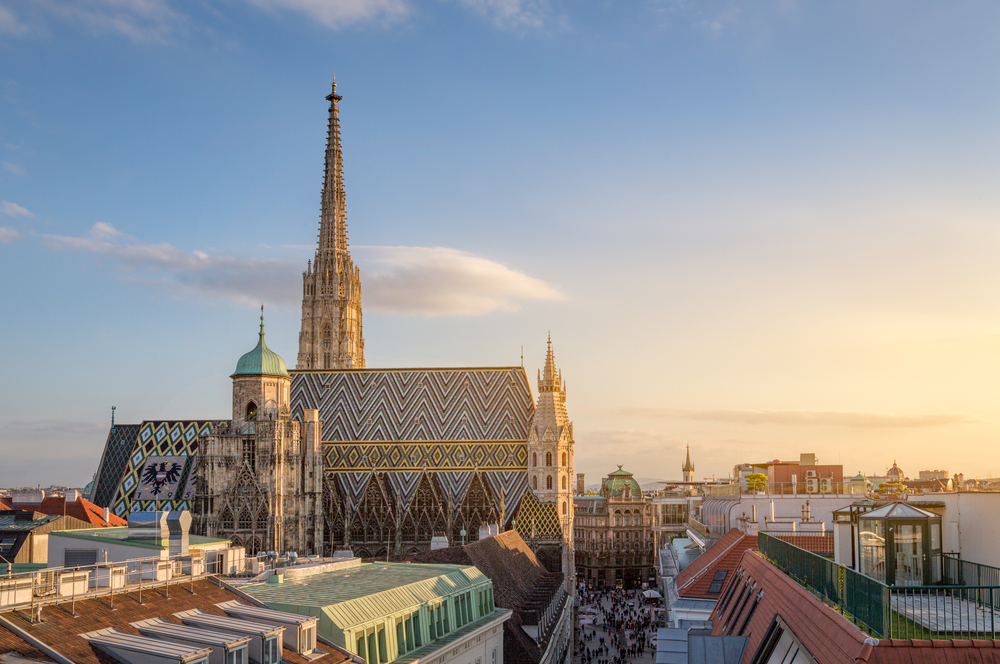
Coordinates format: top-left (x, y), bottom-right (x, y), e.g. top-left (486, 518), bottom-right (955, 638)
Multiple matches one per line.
top-left (759, 532), bottom-right (1000, 640)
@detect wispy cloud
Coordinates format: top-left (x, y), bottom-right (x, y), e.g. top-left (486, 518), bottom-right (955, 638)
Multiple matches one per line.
top-left (357, 245), bottom-right (564, 315)
top-left (453, 0), bottom-right (557, 31)
top-left (2, 162), bottom-right (25, 176)
top-left (43, 222), bottom-right (299, 307)
top-left (1, 200), bottom-right (34, 218)
top-left (5, 0), bottom-right (182, 43)
top-left (0, 226), bottom-right (22, 244)
top-left (0, 4), bottom-right (29, 34)
top-left (240, 0), bottom-right (409, 29)
top-left (39, 225), bottom-right (562, 314)
top-left (611, 407), bottom-right (975, 429)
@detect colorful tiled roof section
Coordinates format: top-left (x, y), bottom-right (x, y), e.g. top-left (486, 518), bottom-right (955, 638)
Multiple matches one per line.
top-left (290, 368), bottom-right (534, 445)
top-left (676, 529), bottom-right (754, 598)
top-left (512, 491), bottom-right (563, 540)
top-left (601, 466), bottom-right (641, 498)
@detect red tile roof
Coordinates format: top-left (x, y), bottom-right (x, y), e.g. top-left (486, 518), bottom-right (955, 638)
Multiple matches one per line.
top-left (676, 529), bottom-right (757, 599)
top-left (773, 535), bottom-right (834, 555)
top-left (0, 579), bottom-right (351, 664)
top-left (710, 551), bottom-right (1000, 664)
top-left (0, 623), bottom-right (56, 662)
top-left (2, 497), bottom-right (126, 527)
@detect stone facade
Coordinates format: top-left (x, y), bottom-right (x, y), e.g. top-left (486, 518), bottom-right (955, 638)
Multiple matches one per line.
top-left (195, 322), bottom-right (325, 555)
top-left (573, 467), bottom-right (653, 589)
top-left (297, 76), bottom-right (364, 370)
top-left (525, 336), bottom-right (575, 590)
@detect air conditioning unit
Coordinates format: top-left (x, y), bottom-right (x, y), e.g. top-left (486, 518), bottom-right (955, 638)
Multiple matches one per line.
top-left (819, 478), bottom-right (833, 494)
top-left (805, 478), bottom-right (819, 494)
top-left (805, 470), bottom-right (818, 479)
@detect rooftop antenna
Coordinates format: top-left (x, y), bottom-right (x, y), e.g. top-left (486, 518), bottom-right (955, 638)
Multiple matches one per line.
top-left (111, 406), bottom-right (116, 430)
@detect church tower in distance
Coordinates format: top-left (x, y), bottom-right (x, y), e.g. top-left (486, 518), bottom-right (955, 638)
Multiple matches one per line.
top-left (526, 335), bottom-right (575, 589)
top-left (297, 75), bottom-right (365, 370)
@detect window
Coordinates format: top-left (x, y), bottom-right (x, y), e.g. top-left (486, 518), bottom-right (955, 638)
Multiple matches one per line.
top-left (561, 476), bottom-right (567, 490)
top-left (707, 570), bottom-right (728, 594)
top-left (323, 326), bottom-right (331, 349)
top-left (751, 616), bottom-right (811, 664)
top-left (737, 590), bottom-right (764, 636)
top-left (492, 648), bottom-right (497, 664)
top-left (533, 476), bottom-right (538, 490)
top-left (547, 475), bottom-right (553, 490)
top-left (562, 452), bottom-right (567, 465)
top-left (300, 626), bottom-right (316, 654)
top-left (533, 453), bottom-right (537, 467)
top-left (562, 501), bottom-right (567, 515)
top-left (242, 438), bottom-right (256, 469)
top-left (725, 581), bottom-right (756, 634)
top-left (226, 647), bottom-right (247, 664)
top-left (323, 352), bottom-right (330, 368)
top-left (264, 638), bottom-right (279, 664)
top-left (245, 401), bottom-right (257, 420)
top-left (546, 452), bottom-right (552, 466)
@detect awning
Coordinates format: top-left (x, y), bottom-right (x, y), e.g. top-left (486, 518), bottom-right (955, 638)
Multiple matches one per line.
top-left (642, 589), bottom-right (662, 599)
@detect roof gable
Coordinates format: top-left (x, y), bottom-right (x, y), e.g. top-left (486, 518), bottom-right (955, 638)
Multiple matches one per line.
top-left (676, 529), bottom-right (755, 598)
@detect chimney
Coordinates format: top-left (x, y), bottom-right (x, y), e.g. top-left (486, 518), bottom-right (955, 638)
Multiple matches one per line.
top-left (103, 507), bottom-right (111, 524)
top-left (167, 511), bottom-right (191, 556)
top-left (576, 473), bottom-right (585, 495)
top-left (64, 489), bottom-right (80, 503)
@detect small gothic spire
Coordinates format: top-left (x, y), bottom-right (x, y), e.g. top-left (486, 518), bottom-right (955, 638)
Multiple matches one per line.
top-left (260, 304), bottom-right (265, 337)
top-left (683, 444), bottom-right (695, 472)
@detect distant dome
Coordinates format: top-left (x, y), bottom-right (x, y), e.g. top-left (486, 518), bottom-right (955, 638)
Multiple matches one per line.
top-left (887, 461), bottom-right (904, 481)
top-left (601, 466), bottom-right (642, 499)
top-left (232, 312), bottom-right (290, 378)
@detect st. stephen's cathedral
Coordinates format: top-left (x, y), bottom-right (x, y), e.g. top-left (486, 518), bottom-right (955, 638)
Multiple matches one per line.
top-left (90, 76), bottom-right (575, 576)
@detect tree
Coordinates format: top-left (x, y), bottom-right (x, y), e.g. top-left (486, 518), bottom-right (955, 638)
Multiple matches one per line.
top-left (745, 473), bottom-right (768, 493)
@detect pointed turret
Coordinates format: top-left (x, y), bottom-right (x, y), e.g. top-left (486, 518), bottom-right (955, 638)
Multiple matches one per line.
top-left (319, 75), bottom-right (348, 256)
top-left (297, 75), bottom-right (365, 370)
top-left (682, 445), bottom-right (694, 472)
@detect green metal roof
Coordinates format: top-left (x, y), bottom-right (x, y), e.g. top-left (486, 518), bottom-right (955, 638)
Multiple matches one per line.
top-left (601, 466), bottom-right (642, 498)
top-left (232, 313), bottom-right (290, 378)
top-left (241, 562), bottom-right (491, 630)
top-left (49, 527), bottom-right (229, 550)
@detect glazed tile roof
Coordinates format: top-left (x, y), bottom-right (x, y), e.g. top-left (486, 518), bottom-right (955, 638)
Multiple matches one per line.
top-left (0, 579), bottom-right (352, 664)
top-left (675, 529), bottom-right (756, 599)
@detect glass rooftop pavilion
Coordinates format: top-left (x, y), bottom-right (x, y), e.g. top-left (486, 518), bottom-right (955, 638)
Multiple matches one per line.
top-left (760, 501), bottom-right (1000, 639)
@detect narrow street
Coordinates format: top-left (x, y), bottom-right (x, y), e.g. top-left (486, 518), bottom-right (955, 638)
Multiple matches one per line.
top-left (575, 589), bottom-right (658, 664)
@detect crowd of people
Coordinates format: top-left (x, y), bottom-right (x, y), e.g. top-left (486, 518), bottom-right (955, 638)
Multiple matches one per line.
top-left (576, 588), bottom-right (658, 664)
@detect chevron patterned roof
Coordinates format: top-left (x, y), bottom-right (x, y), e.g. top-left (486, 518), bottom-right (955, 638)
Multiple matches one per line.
top-left (290, 368), bottom-right (534, 443)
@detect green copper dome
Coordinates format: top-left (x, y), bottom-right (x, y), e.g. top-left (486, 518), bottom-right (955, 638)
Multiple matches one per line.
top-left (232, 311), bottom-right (290, 378)
top-left (601, 466), bottom-right (642, 499)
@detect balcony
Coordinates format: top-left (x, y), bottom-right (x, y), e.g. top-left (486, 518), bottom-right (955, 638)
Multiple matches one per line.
top-left (759, 532), bottom-right (1000, 639)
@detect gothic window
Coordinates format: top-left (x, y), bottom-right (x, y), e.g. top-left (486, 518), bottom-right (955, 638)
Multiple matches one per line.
top-left (562, 452), bottom-right (567, 466)
top-left (238, 510), bottom-right (252, 530)
top-left (242, 439), bottom-right (256, 469)
top-left (323, 326), bottom-right (331, 349)
top-left (546, 452), bottom-right (552, 466)
top-left (532, 476), bottom-right (538, 490)
top-left (230, 536), bottom-right (242, 547)
top-left (547, 475), bottom-right (553, 490)
top-left (561, 475), bottom-right (567, 490)
top-left (246, 401), bottom-right (257, 421)
top-left (256, 504), bottom-right (268, 530)
top-left (246, 537), bottom-right (262, 556)
top-left (562, 501), bottom-right (567, 515)
top-left (220, 508), bottom-right (234, 531)
top-left (323, 352), bottom-right (330, 369)
top-left (532, 453), bottom-right (537, 467)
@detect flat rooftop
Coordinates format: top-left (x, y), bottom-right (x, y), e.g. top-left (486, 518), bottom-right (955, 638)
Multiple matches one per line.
top-left (241, 562), bottom-right (491, 629)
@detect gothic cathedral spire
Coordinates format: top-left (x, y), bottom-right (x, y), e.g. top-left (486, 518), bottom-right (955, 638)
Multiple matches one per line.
top-left (297, 75), bottom-right (365, 370)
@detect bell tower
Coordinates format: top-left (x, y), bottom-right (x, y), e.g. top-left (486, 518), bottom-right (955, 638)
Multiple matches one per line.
top-left (297, 74), bottom-right (365, 370)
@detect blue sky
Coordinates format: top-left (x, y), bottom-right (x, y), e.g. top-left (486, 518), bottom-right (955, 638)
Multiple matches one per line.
top-left (1, 0), bottom-right (998, 488)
